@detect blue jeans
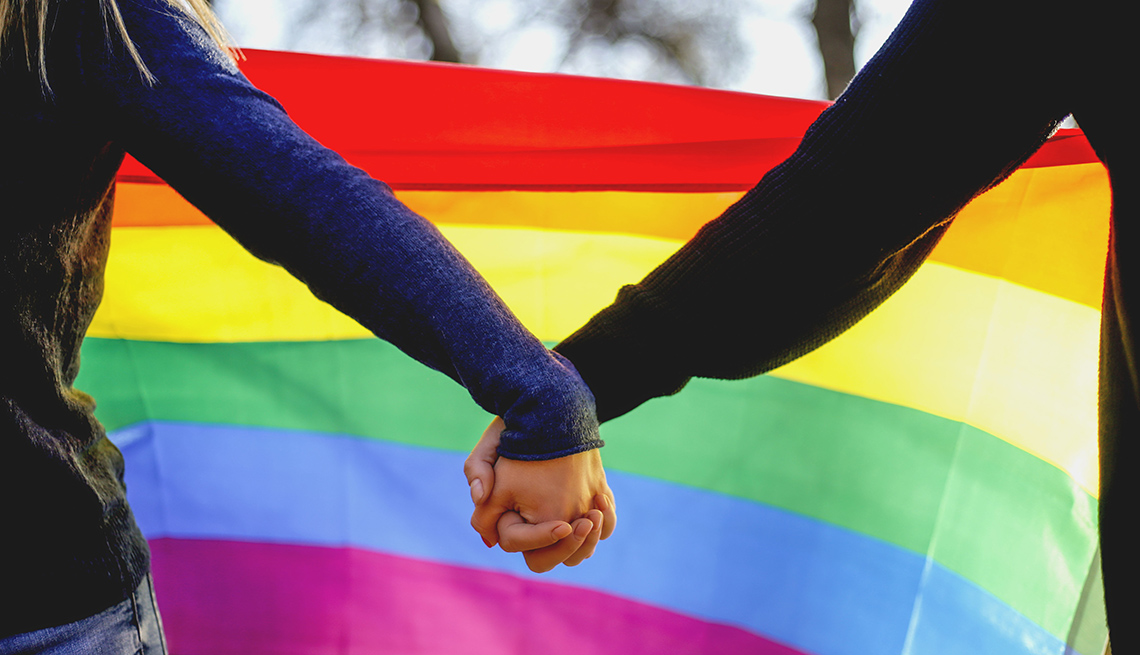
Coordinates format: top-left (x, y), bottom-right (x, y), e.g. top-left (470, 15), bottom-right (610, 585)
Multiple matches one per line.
top-left (0, 575), bottom-right (167, 655)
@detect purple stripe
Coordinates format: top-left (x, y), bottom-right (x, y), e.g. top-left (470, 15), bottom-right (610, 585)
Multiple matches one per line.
top-left (150, 538), bottom-right (808, 655)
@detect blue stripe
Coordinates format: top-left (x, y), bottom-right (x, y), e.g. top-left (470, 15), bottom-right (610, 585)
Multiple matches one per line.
top-left (113, 421), bottom-right (1068, 655)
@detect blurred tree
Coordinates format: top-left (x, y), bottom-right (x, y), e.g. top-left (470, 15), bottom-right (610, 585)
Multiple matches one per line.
top-left (811, 0), bottom-right (856, 99)
top-left (252, 0), bottom-right (856, 95)
top-left (281, 0), bottom-right (744, 85)
top-left (284, 0), bottom-right (464, 62)
top-left (531, 0), bottom-right (746, 86)
top-left (410, 0), bottom-right (461, 62)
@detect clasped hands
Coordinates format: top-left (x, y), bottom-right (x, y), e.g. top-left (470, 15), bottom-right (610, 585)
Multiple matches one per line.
top-left (464, 417), bottom-right (616, 572)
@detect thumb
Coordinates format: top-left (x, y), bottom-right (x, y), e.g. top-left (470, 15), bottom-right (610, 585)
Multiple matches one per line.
top-left (465, 417), bottom-right (504, 506)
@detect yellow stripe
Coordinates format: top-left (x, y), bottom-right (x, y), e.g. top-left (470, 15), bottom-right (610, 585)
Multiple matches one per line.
top-left (772, 263), bottom-right (1099, 497)
top-left (93, 224), bottom-right (681, 342)
top-left (93, 223), bottom-right (1098, 495)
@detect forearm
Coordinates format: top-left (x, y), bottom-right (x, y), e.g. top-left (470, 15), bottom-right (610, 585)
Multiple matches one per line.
top-left (557, 0), bottom-right (1070, 422)
top-left (248, 173), bottom-right (601, 460)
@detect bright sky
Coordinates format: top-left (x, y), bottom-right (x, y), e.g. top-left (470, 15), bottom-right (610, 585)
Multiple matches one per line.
top-left (215, 0), bottom-right (914, 101)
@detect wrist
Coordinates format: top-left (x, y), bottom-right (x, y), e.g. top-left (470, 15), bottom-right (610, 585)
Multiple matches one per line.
top-left (496, 353), bottom-right (603, 461)
top-left (555, 294), bottom-right (691, 422)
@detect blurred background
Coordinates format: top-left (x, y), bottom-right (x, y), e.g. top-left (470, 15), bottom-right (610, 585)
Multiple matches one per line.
top-left (207, 0), bottom-right (913, 101)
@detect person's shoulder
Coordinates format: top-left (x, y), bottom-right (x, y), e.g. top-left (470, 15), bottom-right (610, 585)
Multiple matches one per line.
top-left (96, 0), bottom-right (240, 86)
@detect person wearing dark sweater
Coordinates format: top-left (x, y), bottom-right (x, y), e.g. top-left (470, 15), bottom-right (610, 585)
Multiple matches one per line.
top-left (472, 0), bottom-right (1133, 650)
top-left (0, 0), bottom-right (614, 649)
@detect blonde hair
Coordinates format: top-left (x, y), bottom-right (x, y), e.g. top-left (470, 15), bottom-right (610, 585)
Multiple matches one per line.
top-left (1, 0), bottom-right (235, 89)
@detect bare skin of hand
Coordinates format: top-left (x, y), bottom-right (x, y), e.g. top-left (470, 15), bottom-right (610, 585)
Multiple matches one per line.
top-left (465, 418), bottom-right (617, 572)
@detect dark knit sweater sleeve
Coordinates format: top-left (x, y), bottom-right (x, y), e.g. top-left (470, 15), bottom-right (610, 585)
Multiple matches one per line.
top-left (67, 0), bottom-right (599, 459)
top-left (555, 0), bottom-right (1072, 423)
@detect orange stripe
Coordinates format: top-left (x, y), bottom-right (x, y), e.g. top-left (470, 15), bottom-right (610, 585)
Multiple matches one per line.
top-left (111, 162), bottom-right (1110, 308)
top-left (110, 183), bottom-right (741, 239)
top-left (112, 183), bottom-right (212, 227)
top-left (931, 163), bottom-right (1110, 309)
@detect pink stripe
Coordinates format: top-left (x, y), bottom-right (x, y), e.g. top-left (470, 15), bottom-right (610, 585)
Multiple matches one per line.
top-left (150, 538), bottom-right (808, 655)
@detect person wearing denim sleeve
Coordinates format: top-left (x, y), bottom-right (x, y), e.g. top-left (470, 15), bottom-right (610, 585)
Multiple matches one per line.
top-left (0, 0), bottom-right (615, 649)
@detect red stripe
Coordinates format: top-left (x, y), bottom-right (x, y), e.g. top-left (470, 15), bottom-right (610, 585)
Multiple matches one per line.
top-left (116, 138), bottom-right (805, 191)
top-left (1021, 130), bottom-right (1099, 169)
top-left (233, 50), bottom-right (828, 151)
top-left (150, 538), bottom-right (809, 655)
top-left (115, 50), bottom-right (1097, 192)
top-left (117, 132), bottom-right (1095, 192)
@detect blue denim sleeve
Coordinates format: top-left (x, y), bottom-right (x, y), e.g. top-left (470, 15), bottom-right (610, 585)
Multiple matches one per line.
top-left (70, 0), bottom-right (600, 459)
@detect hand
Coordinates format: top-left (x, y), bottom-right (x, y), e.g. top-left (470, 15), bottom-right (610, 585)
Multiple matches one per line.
top-left (465, 417), bottom-right (617, 572)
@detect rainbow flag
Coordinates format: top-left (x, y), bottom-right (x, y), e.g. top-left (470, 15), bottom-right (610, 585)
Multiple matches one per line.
top-left (77, 50), bottom-right (1109, 655)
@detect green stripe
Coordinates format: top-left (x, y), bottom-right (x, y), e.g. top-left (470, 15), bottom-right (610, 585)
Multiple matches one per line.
top-left (76, 337), bottom-right (1098, 639)
top-left (599, 373), bottom-right (1098, 641)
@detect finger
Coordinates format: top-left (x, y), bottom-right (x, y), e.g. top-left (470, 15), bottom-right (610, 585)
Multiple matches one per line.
top-left (562, 509), bottom-right (603, 567)
top-left (470, 498), bottom-right (511, 549)
top-left (521, 517), bottom-right (594, 573)
top-left (596, 492), bottom-right (617, 540)
top-left (497, 512), bottom-right (574, 553)
top-left (463, 418), bottom-right (504, 505)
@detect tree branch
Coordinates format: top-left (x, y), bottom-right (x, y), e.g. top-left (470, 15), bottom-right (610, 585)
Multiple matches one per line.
top-left (408, 0), bottom-right (462, 63)
top-left (812, 0), bottom-right (856, 100)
